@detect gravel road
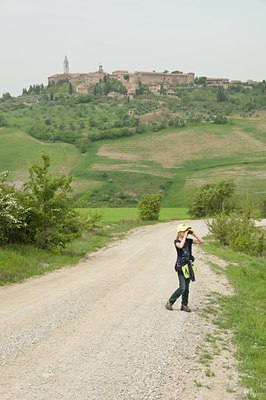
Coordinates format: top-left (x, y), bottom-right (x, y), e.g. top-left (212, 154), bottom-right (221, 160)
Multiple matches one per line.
top-left (0, 220), bottom-right (244, 400)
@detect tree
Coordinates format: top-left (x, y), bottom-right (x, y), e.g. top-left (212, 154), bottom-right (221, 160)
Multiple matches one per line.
top-left (188, 179), bottom-right (235, 218)
top-left (195, 76), bottom-right (207, 86)
top-left (75, 137), bottom-right (90, 153)
top-left (138, 193), bottom-right (163, 221)
top-left (2, 92), bottom-right (11, 101)
top-left (135, 83), bottom-right (146, 96)
top-left (217, 87), bottom-right (227, 102)
top-left (68, 82), bottom-right (73, 95)
top-left (0, 114), bottom-right (8, 127)
top-left (23, 154), bottom-right (80, 248)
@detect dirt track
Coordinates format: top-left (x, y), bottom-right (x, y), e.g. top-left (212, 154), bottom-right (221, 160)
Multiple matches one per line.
top-left (0, 220), bottom-right (244, 399)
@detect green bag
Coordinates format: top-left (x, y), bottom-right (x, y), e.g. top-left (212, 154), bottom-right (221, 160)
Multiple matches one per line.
top-left (181, 262), bottom-right (197, 278)
top-left (181, 264), bottom-right (190, 278)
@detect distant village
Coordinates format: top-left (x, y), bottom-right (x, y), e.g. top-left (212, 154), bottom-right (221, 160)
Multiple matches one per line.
top-left (48, 56), bottom-right (254, 98)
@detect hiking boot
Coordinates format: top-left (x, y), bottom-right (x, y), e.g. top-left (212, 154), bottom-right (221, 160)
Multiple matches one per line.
top-left (181, 304), bottom-right (191, 312)
top-left (165, 301), bottom-right (173, 311)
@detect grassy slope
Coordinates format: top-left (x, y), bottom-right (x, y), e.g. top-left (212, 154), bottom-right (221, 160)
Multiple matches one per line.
top-left (72, 118), bottom-right (266, 206)
top-left (0, 128), bottom-right (79, 180)
top-left (0, 117), bottom-right (265, 206)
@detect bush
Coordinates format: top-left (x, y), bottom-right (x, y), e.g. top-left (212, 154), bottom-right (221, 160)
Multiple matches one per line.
top-left (189, 179), bottom-right (235, 218)
top-left (0, 113), bottom-right (8, 127)
top-left (0, 173), bottom-right (29, 244)
top-left (207, 213), bottom-right (264, 256)
top-left (81, 209), bottom-right (104, 232)
top-left (214, 113), bottom-right (228, 124)
top-left (138, 193), bottom-right (162, 221)
top-left (22, 154), bottom-right (80, 248)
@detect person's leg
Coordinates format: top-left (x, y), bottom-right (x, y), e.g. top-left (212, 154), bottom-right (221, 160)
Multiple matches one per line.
top-left (168, 272), bottom-right (186, 304)
top-left (180, 278), bottom-right (192, 311)
top-left (181, 278), bottom-right (190, 306)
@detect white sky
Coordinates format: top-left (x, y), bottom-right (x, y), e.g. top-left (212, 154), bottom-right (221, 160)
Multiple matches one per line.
top-left (0, 0), bottom-right (265, 96)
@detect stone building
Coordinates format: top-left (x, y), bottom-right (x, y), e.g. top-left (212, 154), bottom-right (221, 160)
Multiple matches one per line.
top-left (48, 57), bottom-right (195, 94)
top-left (48, 57), bottom-right (107, 90)
top-left (63, 55), bottom-right (69, 74)
top-left (205, 78), bottom-right (230, 88)
top-left (132, 70), bottom-right (194, 86)
top-left (149, 83), bottom-right (161, 95)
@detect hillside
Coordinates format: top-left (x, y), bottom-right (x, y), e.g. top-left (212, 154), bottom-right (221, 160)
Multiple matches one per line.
top-left (0, 85), bottom-right (265, 207)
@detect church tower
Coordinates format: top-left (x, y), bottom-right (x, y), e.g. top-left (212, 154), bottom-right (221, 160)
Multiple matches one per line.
top-left (64, 55), bottom-right (69, 74)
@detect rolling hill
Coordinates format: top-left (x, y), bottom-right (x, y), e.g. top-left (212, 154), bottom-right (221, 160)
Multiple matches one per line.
top-left (1, 116), bottom-right (265, 208)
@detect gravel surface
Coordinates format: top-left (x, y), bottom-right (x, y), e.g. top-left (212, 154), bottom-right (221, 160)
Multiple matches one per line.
top-left (0, 220), bottom-right (245, 399)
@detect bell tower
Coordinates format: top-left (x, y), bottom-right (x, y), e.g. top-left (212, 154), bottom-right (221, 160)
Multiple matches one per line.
top-left (64, 55), bottom-right (69, 74)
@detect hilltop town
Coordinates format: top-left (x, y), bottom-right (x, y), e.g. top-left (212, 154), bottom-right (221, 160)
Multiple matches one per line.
top-left (48, 56), bottom-right (234, 97)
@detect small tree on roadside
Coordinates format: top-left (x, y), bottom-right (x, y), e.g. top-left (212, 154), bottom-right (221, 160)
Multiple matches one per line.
top-left (138, 192), bottom-right (163, 221)
top-left (23, 154), bottom-right (80, 248)
top-left (188, 179), bottom-right (236, 218)
top-left (207, 212), bottom-right (264, 256)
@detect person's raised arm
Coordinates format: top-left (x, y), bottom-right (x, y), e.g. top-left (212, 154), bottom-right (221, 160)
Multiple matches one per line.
top-left (190, 230), bottom-right (204, 244)
top-left (175, 231), bottom-right (189, 249)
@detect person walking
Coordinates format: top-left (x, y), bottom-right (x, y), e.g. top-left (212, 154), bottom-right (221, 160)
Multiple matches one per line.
top-left (165, 223), bottom-right (204, 312)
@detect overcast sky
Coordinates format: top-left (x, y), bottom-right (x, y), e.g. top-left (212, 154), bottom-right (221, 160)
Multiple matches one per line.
top-left (0, 0), bottom-right (265, 96)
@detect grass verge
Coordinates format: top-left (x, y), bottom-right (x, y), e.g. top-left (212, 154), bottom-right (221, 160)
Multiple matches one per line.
top-left (203, 238), bottom-right (266, 400)
top-left (0, 219), bottom-right (143, 286)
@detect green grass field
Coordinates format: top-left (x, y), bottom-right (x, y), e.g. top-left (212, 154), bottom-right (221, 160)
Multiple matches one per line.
top-left (77, 207), bottom-right (188, 222)
top-left (0, 128), bottom-right (79, 181)
top-left (0, 116), bottom-right (265, 207)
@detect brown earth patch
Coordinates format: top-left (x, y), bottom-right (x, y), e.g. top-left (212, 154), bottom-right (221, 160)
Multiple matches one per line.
top-left (139, 111), bottom-right (163, 124)
top-left (91, 163), bottom-right (137, 170)
top-left (97, 128), bottom-right (266, 168)
top-left (97, 148), bottom-right (141, 162)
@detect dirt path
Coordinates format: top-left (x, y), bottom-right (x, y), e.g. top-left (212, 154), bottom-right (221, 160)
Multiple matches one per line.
top-left (0, 220), bottom-right (244, 400)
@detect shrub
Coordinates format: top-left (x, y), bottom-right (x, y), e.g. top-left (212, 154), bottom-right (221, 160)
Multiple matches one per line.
top-left (0, 172), bottom-right (29, 244)
top-left (207, 213), bottom-right (264, 256)
top-left (188, 179), bottom-right (235, 218)
top-left (0, 113), bottom-right (8, 127)
top-left (214, 113), bottom-right (228, 124)
top-left (23, 154), bottom-right (80, 248)
top-left (82, 209), bottom-right (104, 232)
top-left (138, 193), bottom-right (162, 221)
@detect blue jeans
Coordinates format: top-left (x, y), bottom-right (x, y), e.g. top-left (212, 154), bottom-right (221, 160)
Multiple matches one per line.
top-left (169, 271), bottom-right (190, 306)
